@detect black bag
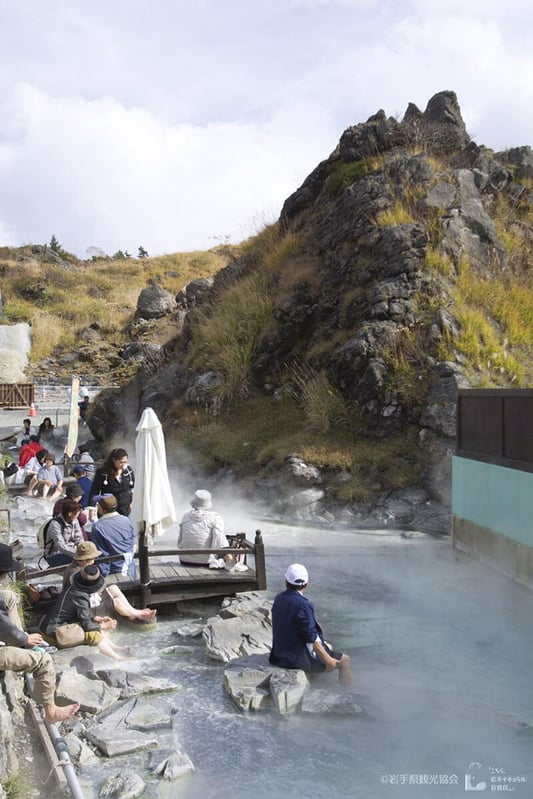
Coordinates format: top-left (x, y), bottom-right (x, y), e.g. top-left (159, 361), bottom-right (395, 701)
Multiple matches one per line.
top-left (3, 462), bottom-right (17, 477)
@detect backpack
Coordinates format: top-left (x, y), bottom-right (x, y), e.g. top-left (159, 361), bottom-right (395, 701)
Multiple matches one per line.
top-left (37, 518), bottom-right (54, 552)
top-left (37, 517), bottom-right (65, 554)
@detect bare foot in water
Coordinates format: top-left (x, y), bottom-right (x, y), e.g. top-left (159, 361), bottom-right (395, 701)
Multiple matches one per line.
top-left (44, 703), bottom-right (80, 724)
top-left (136, 608), bottom-right (157, 621)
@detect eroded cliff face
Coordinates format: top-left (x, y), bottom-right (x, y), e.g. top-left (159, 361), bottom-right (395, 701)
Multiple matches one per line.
top-left (88, 91), bottom-right (533, 528)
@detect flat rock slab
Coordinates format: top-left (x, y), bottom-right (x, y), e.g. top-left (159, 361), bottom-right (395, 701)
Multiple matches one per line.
top-left (95, 668), bottom-right (181, 697)
top-left (123, 701), bottom-right (172, 731)
top-left (218, 591), bottom-right (273, 619)
top-left (149, 748), bottom-right (196, 780)
top-left (99, 769), bottom-right (145, 798)
top-left (224, 666), bottom-right (273, 712)
top-left (224, 662), bottom-right (308, 714)
top-left (269, 668), bottom-right (309, 715)
top-left (300, 688), bottom-right (363, 715)
top-left (56, 670), bottom-right (121, 714)
top-left (93, 696), bottom-right (170, 731)
top-left (84, 725), bottom-right (159, 757)
top-left (203, 613), bottom-right (272, 662)
top-left (158, 644), bottom-right (196, 657)
top-left (172, 622), bottom-right (205, 638)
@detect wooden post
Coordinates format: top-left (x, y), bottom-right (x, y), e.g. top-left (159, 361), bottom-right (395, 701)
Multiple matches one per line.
top-left (138, 523), bottom-right (152, 608)
top-left (254, 529), bottom-right (267, 590)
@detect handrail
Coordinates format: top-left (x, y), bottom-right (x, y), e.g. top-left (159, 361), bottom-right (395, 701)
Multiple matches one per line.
top-left (24, 542), bottom-right (257, 582)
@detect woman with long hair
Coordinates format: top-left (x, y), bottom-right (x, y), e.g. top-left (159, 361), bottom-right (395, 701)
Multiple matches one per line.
top-left (37, 417), bottom-right (55, 445)
top-left (89, 447), bottom-right (134, 516)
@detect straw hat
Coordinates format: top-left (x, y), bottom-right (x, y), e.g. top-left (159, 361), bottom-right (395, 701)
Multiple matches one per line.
top-left (74, 541), bottom-right (102, 563)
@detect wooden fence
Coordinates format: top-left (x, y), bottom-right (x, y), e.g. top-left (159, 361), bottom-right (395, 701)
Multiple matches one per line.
top-left (0, 383), bottom-right (34, 409)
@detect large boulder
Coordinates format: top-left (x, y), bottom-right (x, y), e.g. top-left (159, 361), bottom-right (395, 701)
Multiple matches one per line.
top-left (135, 284), bottom-right (177, 320)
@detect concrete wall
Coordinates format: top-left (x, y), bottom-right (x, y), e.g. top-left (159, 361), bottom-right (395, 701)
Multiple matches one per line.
top-left (452, 455), bottom-right (533, 588)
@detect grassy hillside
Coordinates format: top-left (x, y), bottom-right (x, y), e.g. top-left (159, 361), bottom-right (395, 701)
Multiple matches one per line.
top-left (0, 243), bottom-right (235, 379)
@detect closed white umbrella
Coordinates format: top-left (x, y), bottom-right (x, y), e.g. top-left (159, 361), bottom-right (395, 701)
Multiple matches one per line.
top-left (132, 407), bottom-right (176, 542)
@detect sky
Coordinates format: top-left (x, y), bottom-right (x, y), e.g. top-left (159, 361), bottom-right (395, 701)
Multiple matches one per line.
top-left (1, 0), bottom-right (532, 259)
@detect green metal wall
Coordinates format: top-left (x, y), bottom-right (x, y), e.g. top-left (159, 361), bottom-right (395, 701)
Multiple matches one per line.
top-left (452, 456), bottom-right (533, 547)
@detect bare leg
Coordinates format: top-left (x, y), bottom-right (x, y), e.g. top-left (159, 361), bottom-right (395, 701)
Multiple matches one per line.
top-left (337, 654), bottom-right (354, 687)
top-left (106, 585), bottom-right (157, 621)
top-left (26, 476), bottom-right (38, 496)
top-left (41, 484), bottom-right (50, 499)
top-left (97, 633), bottom-right (132, 661)
top-left (44, 703), bottom-right (80, 724)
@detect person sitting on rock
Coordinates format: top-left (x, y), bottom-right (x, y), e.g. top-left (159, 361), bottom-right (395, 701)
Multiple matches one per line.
top-left (40, 564), bottom-right (130, 660)
top-left (17, 447), bottom-right (47, 490)
top-left (90, 448), bottom-right (134, 516)
top-left (30, 453), bottom-right (63, 501)
top-left (37, 417), bottom-right (55, 447)
top-left (44, 498), bottom-right (84, 566)
top-left (177, 489), bottom-right (233, 569)
top-left (53, 483), bottom-right (89, 539)
top-left (70, 464), bottom-right (93, 507)
top-left (15, 418), bottom-right (35, 448)
top-left (270, 563), bottom-right (353, 686)
top-left (18, 436), bottom-right (42, 468)
top-left (62, 541), bottom-right (156, 623)
top-left (0, 544), bottom-right (79, 724)
top-left (76, 443), bottom-right (95, 479)
top-left (90, 493), bottom-right (136, 579)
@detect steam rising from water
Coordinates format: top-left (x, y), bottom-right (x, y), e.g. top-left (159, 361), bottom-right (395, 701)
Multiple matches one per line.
top-left (0, 323), bottom-right (31, 382)
top-left (77, 413), bottom-right (533, 797)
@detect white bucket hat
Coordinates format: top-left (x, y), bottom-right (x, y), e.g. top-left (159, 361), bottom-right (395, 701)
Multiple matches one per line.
top-left (191, 489), bottom-right (212, 509)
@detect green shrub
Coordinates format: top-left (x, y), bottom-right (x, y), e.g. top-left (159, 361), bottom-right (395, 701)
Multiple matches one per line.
top-left (325, 159), bottom-right (373, 195)
top-left (188, 272), bottom-right (274, 402)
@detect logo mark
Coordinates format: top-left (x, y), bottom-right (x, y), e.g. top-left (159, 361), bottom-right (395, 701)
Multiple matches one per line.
top-left (465, 763), bottom-right (487, 792)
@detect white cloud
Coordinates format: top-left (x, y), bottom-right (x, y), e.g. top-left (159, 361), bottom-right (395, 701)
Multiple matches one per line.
top-left (0, 84), bottom-right (338, 256)
top-left (0, 0), bottom-right (532, 257)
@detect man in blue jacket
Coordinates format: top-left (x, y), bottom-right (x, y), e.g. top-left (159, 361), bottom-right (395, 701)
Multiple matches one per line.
top-left (90, 493), bottom-right (136, 578)
top-left (270, 563), bottom-right (353, 686)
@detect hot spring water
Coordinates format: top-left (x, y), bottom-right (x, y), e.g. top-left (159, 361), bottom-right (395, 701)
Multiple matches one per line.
top-left (36, 524), bottom-right (533, 798)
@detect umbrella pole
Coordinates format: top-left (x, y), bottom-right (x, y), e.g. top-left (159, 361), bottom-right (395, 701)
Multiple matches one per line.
top-left (139, 522), bottom-right (152, 608)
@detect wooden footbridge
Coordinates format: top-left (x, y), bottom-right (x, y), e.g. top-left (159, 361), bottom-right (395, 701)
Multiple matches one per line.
top-left (24, 531), bottom-right (267, 609)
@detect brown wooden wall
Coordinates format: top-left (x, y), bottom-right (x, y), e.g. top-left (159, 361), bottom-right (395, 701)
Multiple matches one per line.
top-left (0, 383), bottom-right (34, 408)
top-left (457, 389), bottom-right (533, 473)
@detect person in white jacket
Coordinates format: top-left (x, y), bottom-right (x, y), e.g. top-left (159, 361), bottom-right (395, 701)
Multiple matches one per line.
top-left (177, 490), bottom-right (231, 568)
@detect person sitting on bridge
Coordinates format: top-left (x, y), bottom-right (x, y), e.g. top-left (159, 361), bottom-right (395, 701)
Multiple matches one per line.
top-left (44, 498), bottom-right (84, 566)
top-left (178, 489), bottom-right (233, 569)
top-left (0, 544), bottom-right (79, 724)
top-left (62, 541), bottom-right (156, 622)
top-left (270, 563), bottom-right (353, 686)
top-left (90, 493), bottom-right (136, 579)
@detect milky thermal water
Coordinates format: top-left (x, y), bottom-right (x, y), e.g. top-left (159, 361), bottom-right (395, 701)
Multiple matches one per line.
top-left (68, 523), bottom-right (533, 799)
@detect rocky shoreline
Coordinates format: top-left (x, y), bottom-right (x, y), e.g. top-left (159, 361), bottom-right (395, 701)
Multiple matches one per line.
top-left (0, 495), bottom-right (363, 799)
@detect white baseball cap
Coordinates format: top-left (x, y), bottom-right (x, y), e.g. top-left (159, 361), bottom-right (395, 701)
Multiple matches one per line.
top-left (285, 563), bottom-right (309, 586)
